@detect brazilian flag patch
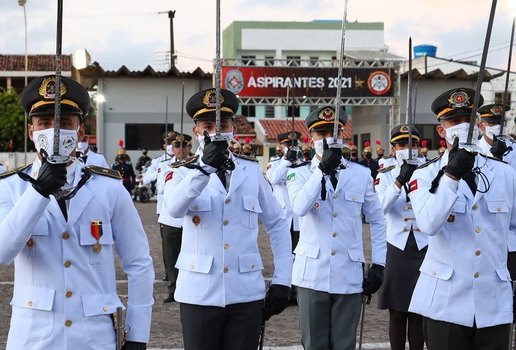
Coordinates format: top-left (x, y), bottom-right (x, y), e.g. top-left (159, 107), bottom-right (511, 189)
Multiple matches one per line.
top-left (287, 172), bottom-right (296, 182)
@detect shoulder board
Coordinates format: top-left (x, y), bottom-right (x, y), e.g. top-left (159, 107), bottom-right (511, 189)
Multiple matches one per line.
top-left (169, 155), bottom-right (199, 169)
top-left (485, 154), bottom-right (507, 164)
top-left (289, 161), bottom-right (310, 168)
top-left (382, 155), bottom-right (394, 159)
top-left (160, 155), bottom-right (175, 163)
top-left (269, 157), bottom-right (280, 162)
top-left (234, 154), bottom-right (258, 162)
top-left (85, 165), bottom-right (122, 179)
top-left (417, 154), bottom-right (442, 169)
top-left (0, 164), bottom-right (31, 180)
top-left (378, 165), bottom-right (396, 173)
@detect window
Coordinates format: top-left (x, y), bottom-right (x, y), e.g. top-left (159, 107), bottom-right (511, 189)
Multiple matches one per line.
top-left (286, 104), bottom-right (300, 118)
top-left (241, 55), bottom-right (256, 66)
top-left (265, 56), bottom-right (274, 66)
top-left (240, 105), bottom-right (256, 117)
top-left (125, 123), bottom-right (171, 150)
top-left (495, 92), bottom-right (511, 104)
top-left (309, 56), bottom-right (319, 66)
top-left (265, 105), bottom-right (275, 118)
top-left (286, 56), bottom-right (301, 67)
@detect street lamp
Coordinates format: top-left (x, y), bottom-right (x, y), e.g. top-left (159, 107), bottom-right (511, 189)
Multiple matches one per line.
top-left (17, 0), bottom-right (28, 163)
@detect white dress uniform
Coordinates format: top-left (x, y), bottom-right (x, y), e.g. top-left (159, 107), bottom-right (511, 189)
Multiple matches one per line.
top-left (374, 164), bottom-right (428, 251)
top-left (143, 153), bottom-right (172, 214)
top-left (163, 152), bottom-right (293, 307)
top-left (408, 150), bottom-right (515, 328)
top-left (266, 157), bottom-right (302, 232)
top-left (286, 157), bottom-right (387, 293)
top-left (0, 159), bottom-right (155, 350)
top-left (155, 155), bottom-right (182, 227)
top-left (0, 163), bottom-right (5, 174)
top-left (82, 150), bottom-right (109, 168)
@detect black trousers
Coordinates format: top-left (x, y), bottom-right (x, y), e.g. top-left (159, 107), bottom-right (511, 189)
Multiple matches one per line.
top-left (425, 317), bottom-right (510, 350)
top-left (159, 224), bottom-right (182, 294)
top-left (180, 300), bottom-right (263, 350)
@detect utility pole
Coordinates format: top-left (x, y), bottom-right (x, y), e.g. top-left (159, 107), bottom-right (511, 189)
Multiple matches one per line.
top-left (159, 10), bottom-right (176, 69)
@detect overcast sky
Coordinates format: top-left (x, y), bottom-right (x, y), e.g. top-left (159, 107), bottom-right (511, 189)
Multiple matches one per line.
top-left (0, 0), bottom-right (515, 73)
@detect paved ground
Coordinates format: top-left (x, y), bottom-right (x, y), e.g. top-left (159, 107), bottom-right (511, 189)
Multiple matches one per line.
top-left (0, 200), bottom-right (398, 349)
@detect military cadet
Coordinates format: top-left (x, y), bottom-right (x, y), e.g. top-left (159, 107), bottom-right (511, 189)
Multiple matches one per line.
top-left (162, 88), bottom-right (292, 350)
top-left (477, 104), bottom-right (513, 161)
top-left (376, 139), bottom-right (385, 160)
top-left (360, 141), bottom-right (380, 179)
top-left (270, 144), bottom-right (284, 161)
top-left (142, 131), bottom-right (177, 281)
top-left (286, 105), bottom-right (387, 350)
top-left (375, 125), bottom-right (427, 350)
top-left (301, 143), bottom-right (312, 162)
top-left (112, 152), bottom-right (136, 193)
top-left (266, 131), bottom-right (306, 304)
top-left (350, 144), bottom-right (359, 162)
top-left (0, 75), bottom-right (154, 350)
top-left (158, 133), bottom-right (193, 303)
top-left (419, 140), bottom-right (429, 161)
top-left (76, 134), bottom-right (109, 167)
top-left (408, 87), bottom-right (516, 350)
top-left (242, 143), bottom-right (253, 156)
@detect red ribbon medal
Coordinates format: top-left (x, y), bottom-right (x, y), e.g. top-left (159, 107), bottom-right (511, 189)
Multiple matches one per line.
top-left (90, 220), bottom-right (103, 253)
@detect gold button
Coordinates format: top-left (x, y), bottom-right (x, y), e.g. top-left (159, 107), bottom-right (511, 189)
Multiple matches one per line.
top-left (498, 208), bottom-right (502, 212)
top-left (65, 291), bottom-right (73, 298)
top-left (223, 220), bottom-right (229, 226)
top-left (103, 306), bottom-right (108, 312)
top-left (27, 300), bottom-right (33, 307)
top-left (193, 205), bottom-right (198, 210)
top-left (302, 250), bottom-right (306, 254)
top-left (224, 243), bottom-right (230, 250)
top-left (472, 205), bottom-right (478, 211)
top-left (474, 272), bottom-right (479, 278)
top-left (475, 227), bottom-right (481, 233)
top-left (62, 232), bottom-right (70, 240)
top-left (432, 271), bottom-right (436, 276)
top-left (404, 205), bottom-right (412, 211)
top-left (332, 212), bottom-right (337, 218)
top-left (64, 260), bottom-right (72, 268)
top-left (331, 250), bottom-right (336, 256)
top-left (225, 198), bottom-right (231, 204)
top-left (223, 267), bottom-right (229, 273)
top-left (189, 264), bottom-right (194, 270)
top-left (251, 264), bottom-right (255, 269)
top-left (333, 194), bottom-right (337, 199)
top-left (332, 232), bottom-right (337, 238)
top-left (65, 320), bottom-right (72, 327)
top-left (352, 196), bottom-right (357, 201)
top-left (475, 250), bottom-right (481, 256)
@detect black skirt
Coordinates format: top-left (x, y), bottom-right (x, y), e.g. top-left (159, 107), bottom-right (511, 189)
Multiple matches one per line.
top-left (377, 232), bottom-right (427, 312)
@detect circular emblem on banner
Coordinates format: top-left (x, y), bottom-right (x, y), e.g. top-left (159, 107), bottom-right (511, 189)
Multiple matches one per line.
top-left (367, 71), bottom-right (391, 96)
top-left (225, 69), bottom-right (244, 95)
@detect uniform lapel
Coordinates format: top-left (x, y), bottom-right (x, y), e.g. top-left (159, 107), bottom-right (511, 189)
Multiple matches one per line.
top-left (473, 157), bottom-right (495, 205)
top-left (67, 166), bottom-right (94, 227)
top-left (228, 158), bottom-right (246, 196)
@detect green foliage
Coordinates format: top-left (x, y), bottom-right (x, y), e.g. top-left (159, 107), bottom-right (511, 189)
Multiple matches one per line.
top-left (0, 88), bottom-right (28, 152)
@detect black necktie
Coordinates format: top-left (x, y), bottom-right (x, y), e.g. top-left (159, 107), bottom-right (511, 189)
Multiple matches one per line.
top-left (329, 172), bottom-right (338, 190)
top-left (463, 171), bottom-right (477, 195)
top-left (216, 169), bottom-right (226, 189)
top-left (57, 198), bottom-right (68, 221)
top-left (81, 155), bottom-right (88, 164)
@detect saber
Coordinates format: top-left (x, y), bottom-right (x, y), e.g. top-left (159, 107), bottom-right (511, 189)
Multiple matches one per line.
top-left (114, 306), bottom-right (125, 350)
top-left (165, 95), bottom-right (169, 160)
top-left (290, 81), bottom-right (297, 148)
top-left (214, 0), bottom-right (223, 140)
top-left (285, 85), bottom-right (290, 134)
top-left (332, 0), bottom-right (348, 144)
top-left (499, 17), bottom-right (515, 138)
top-left (358, 263), bottom-right (370, 350)
top-left (258, 318), bottom-right (266, 350)
top-left (407, 37), bottom-right (414, 160)
top-left (465, 0), bottom-right (497, 147)
top-left (179, 82), bottom-right (185, 160)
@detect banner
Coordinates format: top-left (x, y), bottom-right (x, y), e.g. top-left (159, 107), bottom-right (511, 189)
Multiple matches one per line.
top-left (222, 66), bottom-right (394, 98)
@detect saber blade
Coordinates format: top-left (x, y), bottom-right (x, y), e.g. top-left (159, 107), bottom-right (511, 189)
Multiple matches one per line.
top-left (333, 0), bottom-right (349, 142)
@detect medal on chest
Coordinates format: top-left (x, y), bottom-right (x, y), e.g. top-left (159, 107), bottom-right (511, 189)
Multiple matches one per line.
top-left (90, 220), bottom-right (103, 253)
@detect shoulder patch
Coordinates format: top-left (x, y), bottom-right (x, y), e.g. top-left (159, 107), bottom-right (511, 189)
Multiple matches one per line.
top-left (378, 165), bottom-right (396, 173)
top-left (418, 154), bottom-right (442, 169)
top-left (85, 165), bottom-right (122, 179)
top-left (234, 154), bottom-right (258, 162)
top-left (287, 172), bottom-right (296, 182)
top-left (170, 155), bottom-right (199, 169)
top-left (0, 164), bottom-right (32, 180)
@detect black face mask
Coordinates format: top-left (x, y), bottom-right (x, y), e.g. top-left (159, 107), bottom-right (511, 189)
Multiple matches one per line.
top-left (302, 151), bottom-right (310, 157)
top-left (364, 153), bottom-right (372, 159)
top-left (377, 153), bottom-right (384, 158)
top-left (351, 152), bottom-right (358, 158)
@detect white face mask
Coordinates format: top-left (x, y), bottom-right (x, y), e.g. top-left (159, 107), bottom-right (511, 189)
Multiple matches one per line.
top-left (197, 132), bottom-right (233, 151)
top-left (313, 137), bottom-right (343, 158)
top-left (444, 122), bottom-right (479, 147)
top-left (166, 144), bottom-right (174, 156)
top-left (33, 127), bottom-right (79, 157)
top-left (395, 149), bottom-right (419, 166)
top-left (484, 125), bottom-right (501, 139)
top-left (76, 141), bottom-right (89, 153)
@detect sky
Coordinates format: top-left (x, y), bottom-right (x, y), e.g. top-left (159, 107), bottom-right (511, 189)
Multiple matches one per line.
top-left (1, 0), bottom-right (515, 73)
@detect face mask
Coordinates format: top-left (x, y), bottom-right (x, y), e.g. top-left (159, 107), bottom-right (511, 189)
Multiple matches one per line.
top-left (395, 149), bottom-right (419, 166)
top-left (76, 141), bottom-right (88, 152)
top-left (166, 144), bottom-right (174, 155)
top-left (33, 127), bottom-right (78, 157)
top-left (444, 122), bottom-right (479, 147)
top-left (197, 132), bottom-right (233, 150)
top-left (351, 152), bottom-right (358, 158)
top-left (484, 125), bottom-right (501, 139)
top-left (313, 137), bottom-right (343, 157)
top-left (364, 153), bottom-right (372, 159)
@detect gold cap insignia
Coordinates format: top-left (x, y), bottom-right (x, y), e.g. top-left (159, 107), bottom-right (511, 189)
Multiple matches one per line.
top-left (318, 107), bottom-right (335, 121)
top-left (202, 89), bottom-right (225, 108)
top-left (448, 91), bottom-right (469, 109)
top-left (399, 125), bottom-right (409, 132)
top-left (490, 105), bottom-right (503, 116)
top-left (38, 77), bottom-right (67, 99)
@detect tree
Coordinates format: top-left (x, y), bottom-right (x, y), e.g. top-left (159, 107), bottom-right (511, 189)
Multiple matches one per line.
top-left (0, 88), bottom-right (28, 152)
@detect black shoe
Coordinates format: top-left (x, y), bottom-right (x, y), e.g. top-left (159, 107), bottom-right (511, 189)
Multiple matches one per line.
top-left (162, 275), bottom-right (169, 282)
top-left (163, 294), bottom-right (175, 303)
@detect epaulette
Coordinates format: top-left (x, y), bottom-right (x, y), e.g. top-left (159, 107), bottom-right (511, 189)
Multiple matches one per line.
top-left (0, 164), bottom-right (31, 180)
top-left (484, 154), bottom-right (508, 164)
top-left (85, 165), bottom-right (122, 179)
top-left (382, 155), bottom-right (394, 159)
top-left (289, 161), bottom-right (310, 168)
top-left (417, 154), bottom-right (442, 169)
top-left (234, 154), bottom-right (258, 162)
top-left (170, 155), bottom-right (199, 168)
top-left (378, 165), bottom-right (396, 173)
